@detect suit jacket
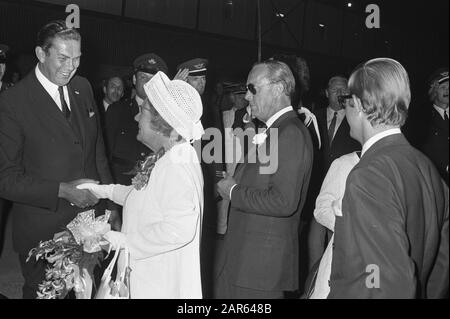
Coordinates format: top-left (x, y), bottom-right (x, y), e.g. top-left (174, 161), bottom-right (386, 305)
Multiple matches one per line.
top-left (329, 134), bottom-right (449, 298)
top-left (0, 71), bottom-right (114, 254)
top-left (420, 107), bottom-right (449, 185)
top-left (217, 110), bottom-right (313, 291)
top-left (104, 98), bottom-right (149, 185)
top-left (315, 107), bottom-right (361, 176)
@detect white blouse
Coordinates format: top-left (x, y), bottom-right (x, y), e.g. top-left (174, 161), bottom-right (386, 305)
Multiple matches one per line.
top-left (310, 151), bottom-right (360, 299)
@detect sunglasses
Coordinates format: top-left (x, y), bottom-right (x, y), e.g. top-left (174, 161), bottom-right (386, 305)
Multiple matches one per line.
top-left (337, 94), bottom-right (354, 107)
top-left (246, 81), bottom-right (279, 95)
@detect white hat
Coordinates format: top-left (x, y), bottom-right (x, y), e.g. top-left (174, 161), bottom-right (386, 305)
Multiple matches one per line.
top-left (143, 71), bottom-right (204, 142)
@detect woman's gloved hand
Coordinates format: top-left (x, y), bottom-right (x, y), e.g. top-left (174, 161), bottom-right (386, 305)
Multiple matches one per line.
top-left (103, 230), bottom-right (127, 251)
top-left (76, 183), bottom-right (114, 200)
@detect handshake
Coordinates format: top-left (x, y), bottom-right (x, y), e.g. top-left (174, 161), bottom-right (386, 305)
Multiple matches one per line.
top-left (58, 179), bottom-right (115, 209)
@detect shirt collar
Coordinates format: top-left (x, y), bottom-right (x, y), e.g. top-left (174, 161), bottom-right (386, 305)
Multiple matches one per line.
top-left (327, 106), bottom-right (345, 116)
top-left (265, 106), bottom-right (293, 129)
top-left (135, 95), bottom-right (144, 106)
top-left (35, 64), bottom-right (59, 98)
top-left (361, 128), bottom-right (402, 157)
top-left (433, 104), bottom-right (449, 120)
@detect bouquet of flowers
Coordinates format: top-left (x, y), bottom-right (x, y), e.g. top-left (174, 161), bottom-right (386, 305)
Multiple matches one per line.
top-left (26, 210), bottom-right (111, 299)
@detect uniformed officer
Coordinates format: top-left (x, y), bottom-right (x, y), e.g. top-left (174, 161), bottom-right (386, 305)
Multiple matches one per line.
top-left (175, 58), bottom-right (208, 96)
top-left (176, 58), bottom-right (224, 297)
top-left (0, 44), bottom-right (13, 94)
top-left (421, 67), bottom-right (449, 185)
top-left (104, 53), bottom-right (168, 185)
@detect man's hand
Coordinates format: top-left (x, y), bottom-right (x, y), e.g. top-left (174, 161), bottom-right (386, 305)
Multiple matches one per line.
top-left (108, 209), bottom-right (122, 231)
top-left (58, 179), bottom-right (100, 209)
top-left (173, 68), bottom-right (189, 82)
top-left (217, 173), bottom-right (237, 201)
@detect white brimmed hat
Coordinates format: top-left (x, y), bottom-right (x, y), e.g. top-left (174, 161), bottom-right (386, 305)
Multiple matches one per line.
top-left (143, 71), bottom-right (204, 142)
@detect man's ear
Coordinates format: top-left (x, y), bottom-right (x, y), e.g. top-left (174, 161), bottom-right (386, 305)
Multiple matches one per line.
top-left (102, 86), bottom-right (107, 95)
top-left (132, 74), bottom-right (136, 87)
top-left (325, 89), bottom-right (329, 99)
top-left (35, 46), bottom-right (46, 63)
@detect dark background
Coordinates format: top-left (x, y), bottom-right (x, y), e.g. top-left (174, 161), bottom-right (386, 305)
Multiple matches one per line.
top-left (0, 0), bottom-right (448, 106)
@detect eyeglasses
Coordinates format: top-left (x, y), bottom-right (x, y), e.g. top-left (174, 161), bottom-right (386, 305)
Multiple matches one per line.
top-left (246, 81), bottom-right (279, 95)
top-left (338, 94), bottom-right (354, 108)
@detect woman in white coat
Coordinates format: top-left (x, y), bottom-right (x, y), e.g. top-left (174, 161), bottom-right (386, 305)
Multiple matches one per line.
top-left (79, 71), bottom-right (205, 298)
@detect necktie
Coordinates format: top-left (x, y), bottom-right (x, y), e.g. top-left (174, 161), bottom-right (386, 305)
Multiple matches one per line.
top-left (444, 110), bottom-right (449, 122)
top-left (58, 86), bottom-right (71, 119)
top-left (328, 111), bottom-right (337, 144)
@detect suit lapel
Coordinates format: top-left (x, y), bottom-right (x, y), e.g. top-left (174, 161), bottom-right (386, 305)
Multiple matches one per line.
top-left (27, 72), bottom-right (73, 132)
top-left (232, 110), bottom-right (296, 182)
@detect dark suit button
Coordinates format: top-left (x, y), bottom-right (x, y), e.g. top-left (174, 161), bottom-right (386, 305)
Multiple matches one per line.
top-left (74, 141), bottom-right (80, 145)
top-left (328, 280), bottom-right (331, 286)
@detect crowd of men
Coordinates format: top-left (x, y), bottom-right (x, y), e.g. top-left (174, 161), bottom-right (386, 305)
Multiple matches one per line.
top-left (0, 19), bottom-right (448, 299)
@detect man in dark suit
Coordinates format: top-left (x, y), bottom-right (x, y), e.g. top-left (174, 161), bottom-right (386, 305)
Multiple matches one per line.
top-left (329, 58), bottom-right (449, 298)
top-left (421, 68), bottom-right (449, 185)
top-left (97, 75), bottom-right (124, 134)
top-left (104, 54), bottom-right (166, 185)
top-left (0, 20), bottom-right (118, 298)
top-left (308, 76), bottom-right (361, 274)
top-left (215, 60), bottom-right (313, 298)
top-left (315, 76), bottom-right (361, 175)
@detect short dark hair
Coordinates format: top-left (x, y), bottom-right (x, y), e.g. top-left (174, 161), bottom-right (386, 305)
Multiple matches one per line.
top-left (37, 20), bottom-right (81, 53)
top-left (102, 75), bottom-right (124, 89)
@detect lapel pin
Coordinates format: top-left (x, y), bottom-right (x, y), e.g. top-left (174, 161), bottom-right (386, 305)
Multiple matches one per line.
top-left (74, 90), bottom-right (80, 95)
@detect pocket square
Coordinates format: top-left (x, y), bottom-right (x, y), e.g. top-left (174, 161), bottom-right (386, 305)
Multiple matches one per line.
top-left (87, 108), bottom-right (95, 118)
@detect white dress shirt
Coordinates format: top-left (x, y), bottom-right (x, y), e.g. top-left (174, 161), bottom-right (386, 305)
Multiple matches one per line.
top-left (433, 104), bottom-right (449, 120)
top-left (103, 100), bottom-right (110, 112)
top-left (135, 95), bottom-right (144, 107)
top-left (326, 107), bottom-right (345, 140)
top-left (35, 64), bottom-right (71, 111)
top-left (361, 128), bottom-right (402, 157)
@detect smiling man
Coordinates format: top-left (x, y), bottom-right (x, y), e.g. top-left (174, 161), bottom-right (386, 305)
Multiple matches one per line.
top-left (0, 20), bottom-right (117, 298)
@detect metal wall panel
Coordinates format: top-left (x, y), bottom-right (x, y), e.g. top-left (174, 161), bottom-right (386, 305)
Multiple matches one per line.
top-left (303, 1), bottom-right (343, 56)
top-left (260, 0), bottom-right (305, 49)
top-left (125, 0), bottom-right (198, 29)
top-left (34, 0), bottom-right (123, 15)
top-left (198, 0), bottom-right (257, 40)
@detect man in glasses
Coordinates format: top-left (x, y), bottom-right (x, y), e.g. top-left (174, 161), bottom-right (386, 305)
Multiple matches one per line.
top-left (215, 60), bottom-right (313, 298)
top-left (328, 58), bottom-right (448, 298)
top-left (315, 76), bottom-right (361, 175)
top-left (308, 76), bottom-right (361, 276)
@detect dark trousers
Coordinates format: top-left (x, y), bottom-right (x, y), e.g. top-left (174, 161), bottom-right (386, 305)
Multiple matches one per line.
top-left (18, 253), bottom-right (47, 299)
top-left (213, 266), bottom-right (284, 299)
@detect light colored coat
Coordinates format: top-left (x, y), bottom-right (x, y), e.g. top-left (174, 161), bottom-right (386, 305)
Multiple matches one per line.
top-left (112, 143), bottom-right (204, 298)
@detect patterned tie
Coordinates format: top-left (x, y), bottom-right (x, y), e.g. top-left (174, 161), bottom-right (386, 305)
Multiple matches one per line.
top-left (328, 111), bottom-right (337, 144)
top-left (58, 86), bottom-right (71, 119)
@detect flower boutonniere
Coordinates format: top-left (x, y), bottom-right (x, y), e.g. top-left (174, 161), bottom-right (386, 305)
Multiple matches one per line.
top-left (129, 148), bottom-right (166, 190)
top-left (252, 130), bottom-right (268, 145)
